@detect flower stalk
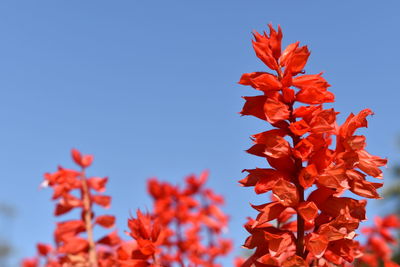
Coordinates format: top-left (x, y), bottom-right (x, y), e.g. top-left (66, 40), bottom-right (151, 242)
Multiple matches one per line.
top-left (80, 169), bottom-right (98, 267)
top-left (238, 24), bottom-right (387, 266)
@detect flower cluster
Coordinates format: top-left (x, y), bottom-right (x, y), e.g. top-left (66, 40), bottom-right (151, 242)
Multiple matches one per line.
top-left (238, 25), bottom-right (387, 266)
top-left (119, 171), bottom-right (232, 266)
top-left (22, 152), bottom-right (231, 267)
top-left (21, 24), bottom-right (400, 267)
top-left (357, 215), bottom-right (400, 267)
top-left (22, 149), bottom-right (121, 267)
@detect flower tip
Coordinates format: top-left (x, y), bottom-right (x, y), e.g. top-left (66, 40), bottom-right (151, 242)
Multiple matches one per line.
top-left (71, 148), bottom-right (93, 168)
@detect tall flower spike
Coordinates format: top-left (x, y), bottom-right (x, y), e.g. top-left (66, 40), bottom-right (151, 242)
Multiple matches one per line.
top-left (22, 149), bottom-right (120, 267)
top-left (121, 171), bottom-right (232, 266)
top-left (238, 24), bottom-right (387, 266)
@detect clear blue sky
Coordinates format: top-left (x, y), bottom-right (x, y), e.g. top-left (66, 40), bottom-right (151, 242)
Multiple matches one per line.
top-left (0, 1), bottom-right (399, 265)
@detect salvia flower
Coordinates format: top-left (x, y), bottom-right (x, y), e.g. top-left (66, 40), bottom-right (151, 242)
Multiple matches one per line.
top-left (22, 149), bottom-right (120, 267)
top-left (122, 171), bottom-right (232, 267)
top-left (356, 215), bottom-right (400, 267)
top-left (238, 24), bottom-right (387, 266)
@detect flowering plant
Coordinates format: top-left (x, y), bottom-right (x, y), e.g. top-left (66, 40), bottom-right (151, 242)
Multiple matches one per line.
top-left (119, 171), bottom-right (231, 267)
top-left (22, 25), bottom-right (400, 267)
top-left (238, 24), bottom-right (389, 266)
top-left (357, 215), bottom-right (400, 267)
top-left (22, 149), bottom-right (120, 267)
top-left (23, 151), bottom-right (230, 267)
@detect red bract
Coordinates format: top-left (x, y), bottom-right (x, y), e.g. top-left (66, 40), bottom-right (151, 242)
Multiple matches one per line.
top-left (22, 149), bottom-right (121, 267)
top-left (238, 24), bottom-right (387, 266)
top-left (122, 171), bottom-right (232, 266)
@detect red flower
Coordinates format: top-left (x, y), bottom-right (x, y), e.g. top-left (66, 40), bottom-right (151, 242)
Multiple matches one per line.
top-left (23, 149), bottom-right (121, 267)
top-left (122, 172), bottom-right (231, 266)
top-left (238, 24), bottom-right (387, 266)
top-left (358, 215), bottom-right (400, 266)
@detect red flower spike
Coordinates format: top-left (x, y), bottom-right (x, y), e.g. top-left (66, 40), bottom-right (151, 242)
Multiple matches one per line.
top-left (238, 24), bottom-right (388, 265)
top-left (23, 24), bottom-right (394, 267)
top-left (358, 215), bottom-right (400, 266)
top-left (24, 150), bottom-right (121, 266)
top-left (124, 172), bottom-right (231, 266)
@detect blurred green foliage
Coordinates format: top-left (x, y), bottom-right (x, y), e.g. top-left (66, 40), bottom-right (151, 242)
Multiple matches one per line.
top-left (0, 203), bottom-right (15, 267)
